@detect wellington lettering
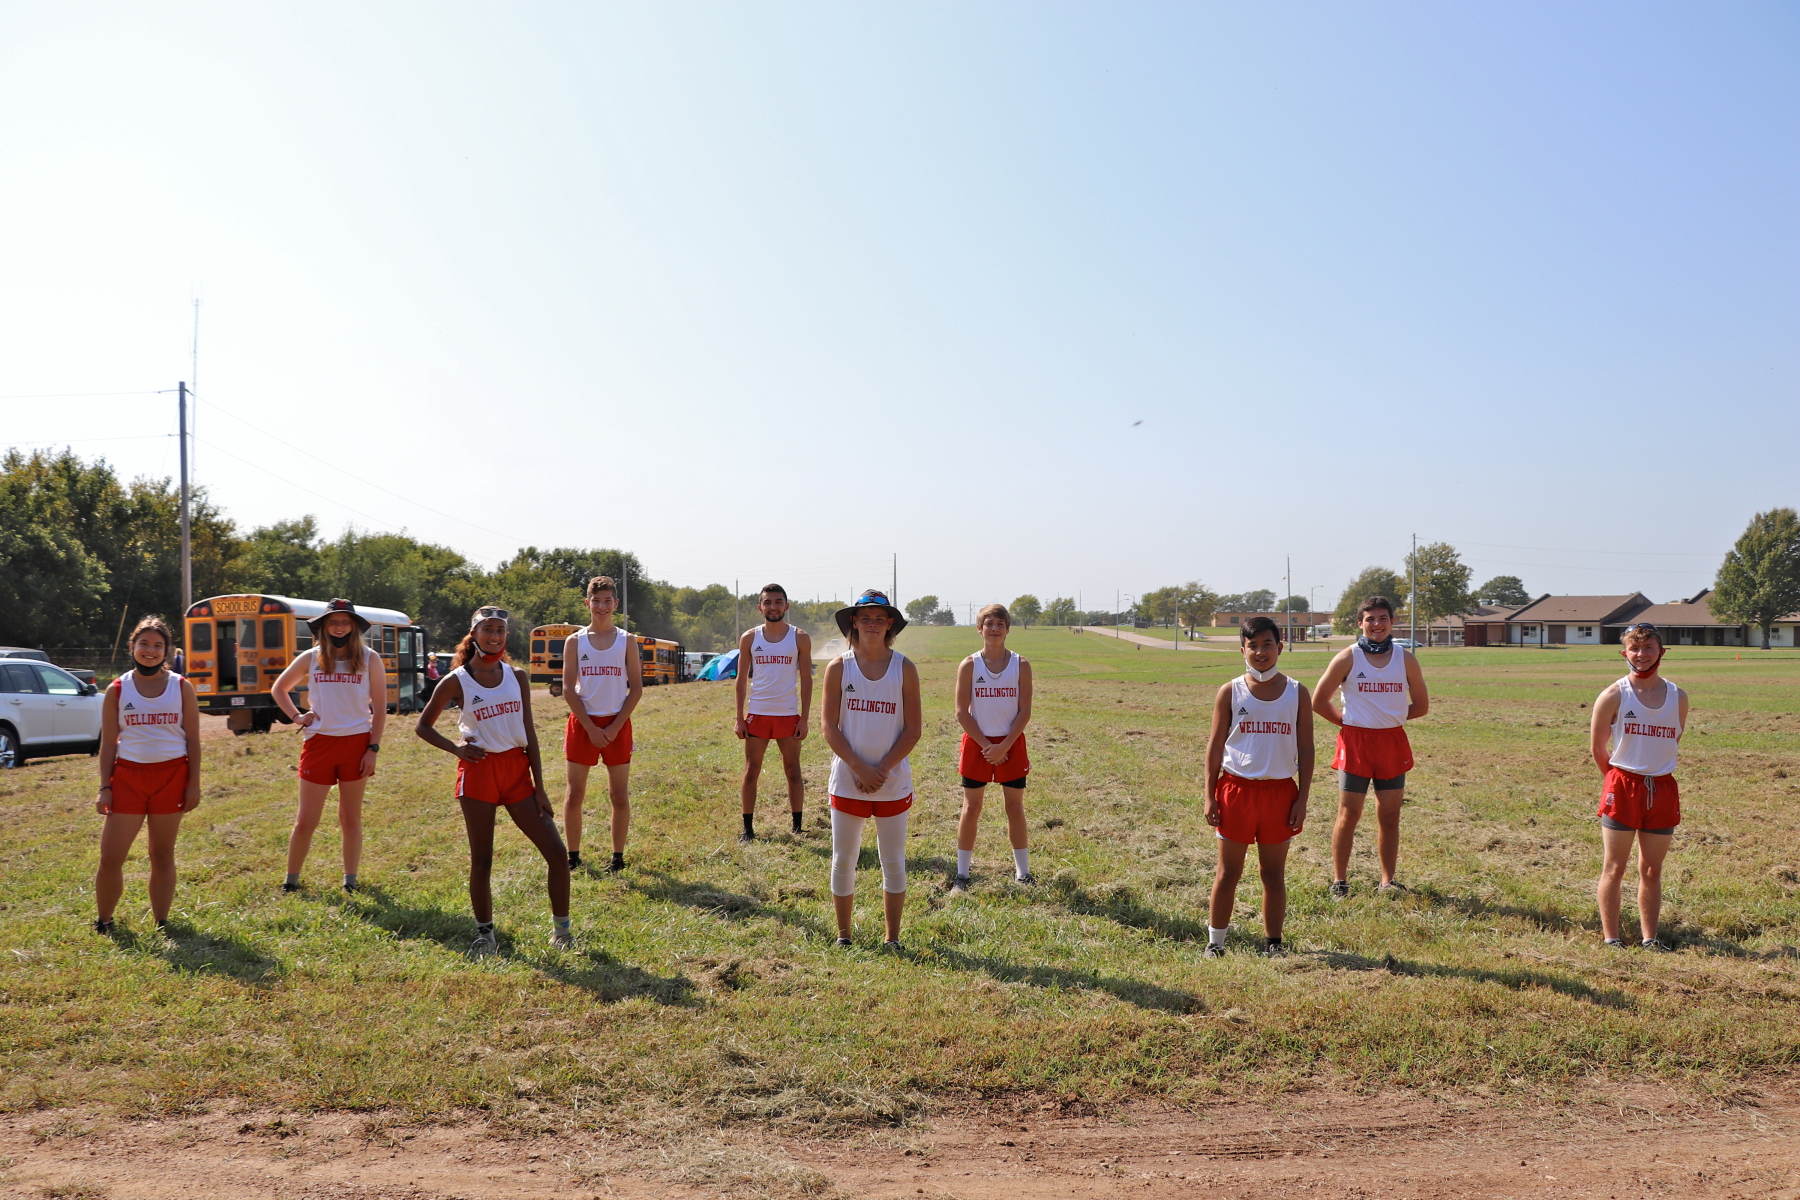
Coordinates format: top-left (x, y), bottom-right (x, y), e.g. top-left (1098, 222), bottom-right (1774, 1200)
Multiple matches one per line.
top-left (1621, 721), bottom-right (1678, 740)
top-left (581, 664), bottom-right (624, 678)
top-left (972, 686), bottom-right (1018, 699)
top-left (1355, 682), bottom-right (1404, 693)
top-left (847, 697), bottom-right (898, 714)
top-left (472, 700), bottom-right (523, 722)
top-left (754, 653), bottom-right (794, 666)
top-left (312, 672), bottom-right (364, 685)
top-left (1238, 720), bottom-right (1293, 735)
top-left (123, 712), bottom-right (181, 727)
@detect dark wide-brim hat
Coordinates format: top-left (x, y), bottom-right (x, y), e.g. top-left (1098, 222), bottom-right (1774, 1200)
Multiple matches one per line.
top-left (834, 590), bottom-right (907, 637)
top-left (307, 597), bottom-right (372, 634)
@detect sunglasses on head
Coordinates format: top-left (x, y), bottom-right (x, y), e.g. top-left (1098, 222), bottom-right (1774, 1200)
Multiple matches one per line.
top-left (857, 592), bottom-right (890, 605)
top-left (1623, 622), bottom-right (1659, 635)
top-left (473, 607), bottom-right (510, 622)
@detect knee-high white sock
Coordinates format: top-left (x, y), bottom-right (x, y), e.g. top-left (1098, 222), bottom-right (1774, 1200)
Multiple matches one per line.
top-left (956, 849), bottom-right (973, 876)
top-left (1013, 848), bottom-right (1029, 878)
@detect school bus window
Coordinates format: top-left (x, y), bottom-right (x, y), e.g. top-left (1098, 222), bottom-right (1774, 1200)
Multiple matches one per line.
top-left (263, 619), bottom-right (284, 651)
top-left (296, 625), bottom-right (313, 652)
top-left (190, 623), bottom-right (213, 653)
top-left (382, 626), bottom-right (397, 655)
top-left (532, 639), bottom-right (545, 654)
top-left (240, 619), bottom-right (258, 650)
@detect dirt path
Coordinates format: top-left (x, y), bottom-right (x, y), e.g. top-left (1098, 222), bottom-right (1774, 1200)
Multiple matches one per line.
top-left (1071, 627), bottom-right (1341, 655)
top-left (6, 1084), bottom-right (1797, 1199)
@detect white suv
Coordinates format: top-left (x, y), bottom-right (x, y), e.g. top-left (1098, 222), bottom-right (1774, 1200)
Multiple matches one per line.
top-left (0, 661), bottom-right (103, 768)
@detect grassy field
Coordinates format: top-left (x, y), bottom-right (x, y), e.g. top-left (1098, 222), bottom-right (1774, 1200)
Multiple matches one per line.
top-left (2, 629), bottom-right (1798, 1131)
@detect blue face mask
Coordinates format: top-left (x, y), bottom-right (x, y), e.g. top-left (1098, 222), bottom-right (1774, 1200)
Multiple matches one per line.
top-left (1357, 634), bottom-right (1394, 655)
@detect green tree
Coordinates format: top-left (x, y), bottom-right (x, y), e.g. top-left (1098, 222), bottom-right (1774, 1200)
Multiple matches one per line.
top-left (1010, 594), bottom-right (1042, 627)
top-left (1474, 575), bottom-right (1531, 607)
top-left (1333, 566), bottom-right (1406, 634)
top-left (227, 517), bottom-right (322, 598)
top-left (1278, 595), bottom-right (1309, 615)
top-left (1217, 589), bottom-right (1276, 613)
top-left (1045, 596), bottom-right (1077, 625)
top-left (1176, 581), bottom-right (1219, 639)
top-left (1404, 541), bottom-right (1474, 634)
top-left (1711, 508), bottom-right (1800, 650)
top-left (0, 450), bottom-right (113, 646)
top-left (904, 595), bottom-right (942, 624)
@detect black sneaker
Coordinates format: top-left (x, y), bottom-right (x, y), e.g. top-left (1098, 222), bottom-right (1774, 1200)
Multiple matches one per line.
top-left (608, 853), bottom-right (626, 874)
top-left (881, 940), bottom-right (903, 953)
top-left (1203, 943), bottom-right (1227, 959)
top-left (342, 881), bottom-right (358, 894)
top-left (1641, 937), bottom-right (1675, 952)
top-left (1377, 881), bottom-right (1410, 897)
top-left (1013, 872), bottom-right (1037, 886)
top-left (1263, 940), bottom-right (1287, 958)
top-left (1328, 881), bottom-right (1350, 902)
top-left (834, 937), bottom-right (853, 948)
top-left (281, 881), bottom-right (300, 894)
top-left (567, 851), bottom-right (582, 870)
top-left (737, 832), bottom-right (755, 845)
top-left (949, 874), bottom-right (972, 893)
top-left (93, 918), bottom-right (115, 935)
top-left (1603, 937), bottom-right (1629, 949)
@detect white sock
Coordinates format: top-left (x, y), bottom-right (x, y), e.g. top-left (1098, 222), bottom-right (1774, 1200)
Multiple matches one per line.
top-left (1013, 848), bottom-right (1030, 878)
top-left (1209, 925), bottom-right (1228, 947)
top-left (956, 849), bottom-right (973, 876)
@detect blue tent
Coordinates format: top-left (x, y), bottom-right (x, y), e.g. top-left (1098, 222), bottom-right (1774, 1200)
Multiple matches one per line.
top-left (696, 648), bottom-right (738, 681)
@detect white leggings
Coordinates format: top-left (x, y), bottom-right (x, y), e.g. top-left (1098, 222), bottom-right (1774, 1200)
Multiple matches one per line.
top-left (830, 807), bottom-right (909, 897)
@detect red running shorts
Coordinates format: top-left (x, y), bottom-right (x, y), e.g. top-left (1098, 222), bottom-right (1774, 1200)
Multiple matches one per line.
top-left (564, 713), bottom-right (632, 767)
top-left (456, 746), bottom-right (536, 805)
top-left (1215, 774), bottom-right (1301, 845)
top-left (110, 756), bottom-right (189, 815)
top-left (829, 792), bottom-right (914, 818)
top-left (1332, 725), bottom-right (1413, 781)
top-left (958, 733), bottom-right (1030, 785)
top-left (299, 733), bottom-right (370, 785)
top-left (744, 713), bottom-right (802, 741)
top-left (1600, 768), bottom-right (1681, 830)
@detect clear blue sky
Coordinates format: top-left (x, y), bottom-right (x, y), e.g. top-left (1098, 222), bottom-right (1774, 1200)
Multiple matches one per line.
top-left (3, 3), bottom-right (1795, 614)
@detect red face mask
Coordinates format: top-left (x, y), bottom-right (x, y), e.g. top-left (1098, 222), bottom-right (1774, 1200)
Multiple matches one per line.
top-left (478, 647), bottom-right (506, 664)
top-left (1622, 646), bottom-right (1663, 678)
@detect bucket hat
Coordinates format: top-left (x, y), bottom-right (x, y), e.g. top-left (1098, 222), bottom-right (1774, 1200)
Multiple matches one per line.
top-left (834, 589), bottom-right (907, 637)
top-left (306, 597), bottom-right (372, 634)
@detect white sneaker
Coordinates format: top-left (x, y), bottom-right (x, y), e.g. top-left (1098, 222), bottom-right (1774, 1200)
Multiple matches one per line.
top-left (470, 928), bottom-right (498, 957)
top-left (551, 927), bottom-right (575, 950)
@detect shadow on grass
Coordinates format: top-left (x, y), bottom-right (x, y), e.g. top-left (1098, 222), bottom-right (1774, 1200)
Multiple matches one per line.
top-left (920, 944), bottom-right (1205, 1015)
top-left (1314, 949), bottom-right (1636, 1010)
top-left (134, 920), bottom-right (284, 986)
top-left (624, 868), bottom-right (834, 940)
top-left (1410, 888), bottom-right (1584, 934)
top-left (334, 884), bottom-right (699, 1007)
top-left (1048, 876), bottom-right (1208, 944)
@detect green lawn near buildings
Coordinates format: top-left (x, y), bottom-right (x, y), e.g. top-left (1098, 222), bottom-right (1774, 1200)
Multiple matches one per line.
top-left (2, 628), bottom-right (1797, 1128)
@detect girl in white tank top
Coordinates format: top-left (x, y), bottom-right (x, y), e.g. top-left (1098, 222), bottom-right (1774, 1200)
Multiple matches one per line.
top-left (827, 650), bottom-right (914, 804)
top-left (115, 670), bottom-right (190, 763)
top-left (301, 646), bottom-right (380, 737)
top-left (452, 661), bottom-right (529, 752)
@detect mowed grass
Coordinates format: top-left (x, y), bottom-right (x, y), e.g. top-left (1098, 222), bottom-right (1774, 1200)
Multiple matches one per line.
top-left (2, 629), bottom-right (1799, 1127)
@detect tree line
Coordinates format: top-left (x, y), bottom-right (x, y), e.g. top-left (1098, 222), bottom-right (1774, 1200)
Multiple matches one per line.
top-left (0, 449), bottom-right (840, 657)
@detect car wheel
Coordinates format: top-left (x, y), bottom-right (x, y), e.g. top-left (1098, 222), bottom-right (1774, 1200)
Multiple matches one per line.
top-left (0, 726), bottom-right (21, 769)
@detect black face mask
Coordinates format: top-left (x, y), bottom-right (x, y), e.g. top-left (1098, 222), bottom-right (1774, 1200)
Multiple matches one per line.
top-left (134, 658), bottom-right (165, 676)
top-left (329, 633), bottom-right (351, 648)
top-left (1357, 634), bottom-right (1394, 655)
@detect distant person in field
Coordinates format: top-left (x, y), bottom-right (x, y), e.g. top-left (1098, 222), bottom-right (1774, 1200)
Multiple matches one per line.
top-left (562, 576), bottom-right (643, 873)
top-left (1203, 617), bottom-right (1312, 957)
top-left (1312, 595), bottom-right (1428, 898)
top-left (950, 603), bottom-right (1034, 890)
top-left (1589, 622), bottom-right (1687, 951)
top-left (821, 590), bottom-right (922, 949)
top-left (270, 599), bottom-right (387, 894)
top-left (417, 606), bottom-right (572, 955)
top-left (734, 583), bottom-right (812, 842)
top-left (93, 616), bottom-right (201, 935)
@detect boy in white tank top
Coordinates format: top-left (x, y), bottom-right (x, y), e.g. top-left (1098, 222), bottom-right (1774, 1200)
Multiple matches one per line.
top-left (734, 584), bottom-right (812, 842)
top-left (1202, 617), bottom-right (1313, 957)
top-left (561, 576), bottom-right (644, 873)
top-left (1588, 623), bottom-right (1688, 951)
top-left (93, 616), bottom-right (201, 934)
top-left (950, 603), bottom-right (1034, 890)
top-left (1312, 594), bottom-right (1429, 900)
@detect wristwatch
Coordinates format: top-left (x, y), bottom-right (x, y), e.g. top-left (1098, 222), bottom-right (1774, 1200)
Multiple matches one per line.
top-left (367, 743), bottom-right (381, 752)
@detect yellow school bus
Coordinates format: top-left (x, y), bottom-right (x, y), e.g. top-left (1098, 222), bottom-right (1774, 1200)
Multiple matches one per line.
top-left (184, 595), bottom-right (429, 733)
top-left (637, 635), bottom-right (685, 686)
top-left (529, 623), bottom-right (583, 695)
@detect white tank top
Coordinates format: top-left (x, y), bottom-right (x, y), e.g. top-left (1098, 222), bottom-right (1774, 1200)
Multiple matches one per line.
top-left (747, 625), bottom-right (800, 716)
top-left (967, 650), bottom-right (1021, 738)
top-left (1340, 644), bottom-right (1409, 729)
top-left (305, 647), bottom-right (377, 738)
top-left (1222, 675), bottom-right (1299, 780)
top-left (114, 672), bottom-right (187, 763)
top-left (453, 663), bottom-right (528, 752)
top-left (573, 628), bottom-right (629, 715)
top-left (828, 650), bottom-right (913, 804)
top-left (1609, 674), bottom-right (1682, 777)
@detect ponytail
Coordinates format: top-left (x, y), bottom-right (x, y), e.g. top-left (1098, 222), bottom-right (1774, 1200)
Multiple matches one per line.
top-left (449, 630), bottom-right (480, 671)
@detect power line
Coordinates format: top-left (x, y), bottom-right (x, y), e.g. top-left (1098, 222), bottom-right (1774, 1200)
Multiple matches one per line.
top-left (0, 389), bottom-right (164, 399)
top-left (1456, 539), bottom-right (1716, 559)
top-left (194, 435), bottom-right (418, 537)
top-left (6, 434), bottom-right (175, 446)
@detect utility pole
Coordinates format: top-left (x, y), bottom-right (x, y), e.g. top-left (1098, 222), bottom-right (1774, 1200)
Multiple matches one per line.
top-left (178, 382), bottom-right (192, 617)
top-left (892, 553), bottom-right (897, 608)
top-left (1410, 533), bottom-right (1418, 648)
top-left (621, 558), bottom-right (629, 629)
top-left (734, 579), bottom-right (739, 643)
